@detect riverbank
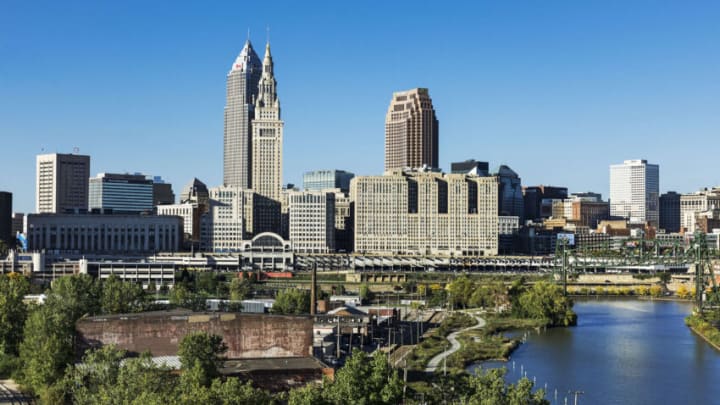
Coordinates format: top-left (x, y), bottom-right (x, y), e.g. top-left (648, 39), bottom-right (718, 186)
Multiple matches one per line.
top-left (685, 314), bottom-right (720, 352)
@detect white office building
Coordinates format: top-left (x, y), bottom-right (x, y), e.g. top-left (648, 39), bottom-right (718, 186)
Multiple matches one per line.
top-left (288, 191), bottom-right (335, 253)
top-left (609, 160), bottom-right (659, 226)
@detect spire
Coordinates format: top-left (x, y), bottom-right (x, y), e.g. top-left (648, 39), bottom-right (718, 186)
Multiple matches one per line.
top-left (262, 42), bottom-right (273, 77)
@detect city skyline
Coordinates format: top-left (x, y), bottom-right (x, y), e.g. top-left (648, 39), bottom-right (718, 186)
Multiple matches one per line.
top-left (4, 2), bottom-right (720, 213)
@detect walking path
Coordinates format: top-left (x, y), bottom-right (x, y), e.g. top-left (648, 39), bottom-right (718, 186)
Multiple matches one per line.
top-left (425, 311), bottom-right (486, 373)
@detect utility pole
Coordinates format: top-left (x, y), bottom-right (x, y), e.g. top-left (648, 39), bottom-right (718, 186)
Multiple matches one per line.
top-left (336, 318), bottom-right (341, 359)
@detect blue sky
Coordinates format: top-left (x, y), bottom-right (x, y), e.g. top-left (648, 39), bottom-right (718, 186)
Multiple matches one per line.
top-left (2, 1), bottom-right (720, 213)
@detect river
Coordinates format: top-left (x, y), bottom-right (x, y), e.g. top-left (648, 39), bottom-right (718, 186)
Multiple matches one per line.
top-left (468, 299), bottom-right (720, 404)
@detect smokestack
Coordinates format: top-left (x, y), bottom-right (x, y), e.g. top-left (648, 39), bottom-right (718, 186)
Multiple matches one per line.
top-left (310, 262), bottom-right (317, 315)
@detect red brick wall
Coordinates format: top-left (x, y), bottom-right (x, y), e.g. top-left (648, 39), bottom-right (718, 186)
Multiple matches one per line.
top-left (76, 311), bottom-right (313, 359)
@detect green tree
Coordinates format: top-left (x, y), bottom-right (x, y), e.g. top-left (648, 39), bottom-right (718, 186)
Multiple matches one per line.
top-left (178, 331), bottom-right (228, 386)
top-left (271, 289), bottom-right (311, 315)
top-left (101, 274), bottom-right (146, 314)
top-left (18, 304), bottom-right (75, 395)
top-left (229, 277), bottom-right (251, 301)
top-left (47, 274), bottom-right (101, 321)
top-left (323, 350), bottom-right (403, 405)
top-left (170, 284), bottom-right (207, 311)
top-left (447, 276), bottom-right (475, 308)
top-left (515, 281), bottom-right (576, 326)
top-left (196, 272), bottom-right (219, 295)
top-left (359, 283), bottom-right (374, 303)
top-left (0, 273), bottom-right (30, 355)
top-left (467, 368), bottom-right (548, 405)
top-left (288, 383), bottom-right (325, 405)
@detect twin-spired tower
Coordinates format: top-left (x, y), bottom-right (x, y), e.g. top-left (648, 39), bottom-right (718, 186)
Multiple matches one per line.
top-left (223, 40), bottom-right (283, 201)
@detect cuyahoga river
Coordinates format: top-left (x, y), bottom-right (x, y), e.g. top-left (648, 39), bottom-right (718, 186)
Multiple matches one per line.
top-left (469, 299), bottom-right (720, 404)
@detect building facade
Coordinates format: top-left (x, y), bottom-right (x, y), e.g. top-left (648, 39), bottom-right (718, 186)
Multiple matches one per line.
top-left (36, 153), bottom-right (90, 213)
top-left (223, 40), bottom-right (262, 188)
top-left (384, 88), bottom-right (439, 171)
top-left (89, 173), bottom-right (154, 213)
top-left (498, 215), bottom-right (519, 254)
top-left (0, 191), bottom-right (11, 247)
top-left (451, 159), bottom-right (489, 176)
top-left (303, 170), bottom-right (355, 193)
top-left (251, 43), bottom-right (283, 202)
top-left (659, 191), bottom-right (681, 233)
top-left (351, 171), bottom-right (498, 256)
top-left (288, 191), bottom-right (336, 253)
top-left (151, 177), bottom-right (175, 206)
top-left (551, 196), bottom-right (609, 228)
top-left (609, 159), bottom-right (659, 226)
top-left (26, 213), bottom-right (182, 253)
top-left (157, 203), bottom-right (200, 242)
top-left (680, 188), bottom-right (720, 233)
top-left (522, 185), bottom-right (568, 222)
top-left (495, 165), bottom-right (524, 220)
top-left (201, 186), bottom-right (247, 252)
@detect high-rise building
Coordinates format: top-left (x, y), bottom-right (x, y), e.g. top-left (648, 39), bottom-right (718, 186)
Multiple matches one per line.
top-left (89, 173), bottom-right (153, 213)
top-left (659, 191), bottom-right (681, 233)
top-left (0, 191), bottom-right (11, 247)
top-left (11, 213), bottom-right (24, 236)
top-left (609, 160), bottom-right (659, 226)
top-left (180, 178), bottom-right (209, 210)
top-left (151, 176), bottom-right (175, 206)
top-left (36, 153), bottom-right (90, 213)
top-left (385, 88), bottom-right (439, 171)
top-left (223, 40), bottom-right (262, 188)
top-left (303, 170), bottom-right (355, 193)
top-left (451, 160), bottom-right (489, 177)
top-left (679, 188), bottom-right (720, 233)
top-left (351, 170), bottom-right (498, 256)
top-left (251, 43), bottom-right (283, 201)
top-left (551, 197), bottom-right (609, 228)
top-left (201, 186), bottom-right (247, 252)
top-left (522, 185), bottom-right (568, 221)
top-left (494, 165), bottom-right (524, 220)
top-left (288, 191), bottom-right (336, 253)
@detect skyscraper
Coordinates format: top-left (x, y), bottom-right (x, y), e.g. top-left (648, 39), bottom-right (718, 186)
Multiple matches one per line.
top-left (224, 40), bottom-right (262, 188)
top-left (659, 191), bottom-right (681, 232)
top-left (89, 173), bottom-right (154, 213)
top-left (0, 191), bottom-right (11, 247)
top-left (251, 43), bottom-right (283, 201)
top-left (36, 153), bottom-right (90, 213)
top-left (609, 159), bottom-right (659, 226)
top-left (303, 170), bottom-right (355, 193)
top-left (385, 88), bottom-right (439, 172)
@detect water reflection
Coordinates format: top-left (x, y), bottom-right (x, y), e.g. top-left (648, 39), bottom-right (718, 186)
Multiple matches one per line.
top-left (468, 299), bottom-right (720, 404)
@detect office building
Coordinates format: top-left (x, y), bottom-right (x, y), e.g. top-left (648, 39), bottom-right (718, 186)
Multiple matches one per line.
top-left (451, 160), bottom-right (489, 177)
top-left (89, 173), bottom-right (153, 213)
top-left (26, 213), bottom-right (182, 253)
top-left (498, 216), bottom-right (519, 254)
top-left (680, 188), bottom-right (720, 233)
top-left (180, 178), bottom-right (209, 210)
top-left (351, 170), bottom-right (498, 256)
top-left (11, 213), bottom-right (24, 235)
top-left (201, 186), bottom-right (247, 252)
top-left (659, 191), bottom-right (681, 233)
top-left (609, 159), bottom-right (659, 226)
top-left (0, 191), bottom-right (11, 247)
top-left (333, 191), bottom-right (353, 252)
top-left (551, 197), bottom-right (609, 228)
top-left (523, 185), bottom-right (568, 221)
top-left (303, 170), bottom-right (355, 193)
top-left (385, 88), bottom-right (439, 171)
top-left (224, 40), bottom-right (262, 188)
top-left (151, 177), bottom-right (175, 206)
top-left (494, 165), bottom-right (524, 219)
top-left (36, 153), bottom-right (90, 213)
top-left (251, 43), bottom-right (284, 201)
top-left (288, 191), bottom-right (336, 253)
top-left (157, 203), bottom-right (200, 242)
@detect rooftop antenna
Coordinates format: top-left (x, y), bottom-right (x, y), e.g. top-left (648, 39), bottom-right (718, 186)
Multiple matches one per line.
top-left (247, 28), bottom-right (250, 43)
top-left (73, 146), bottom-right (80, 154)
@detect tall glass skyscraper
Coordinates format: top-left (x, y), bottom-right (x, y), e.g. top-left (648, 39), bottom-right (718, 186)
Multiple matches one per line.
top-left (223, 40), bottom-right (262, 188)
